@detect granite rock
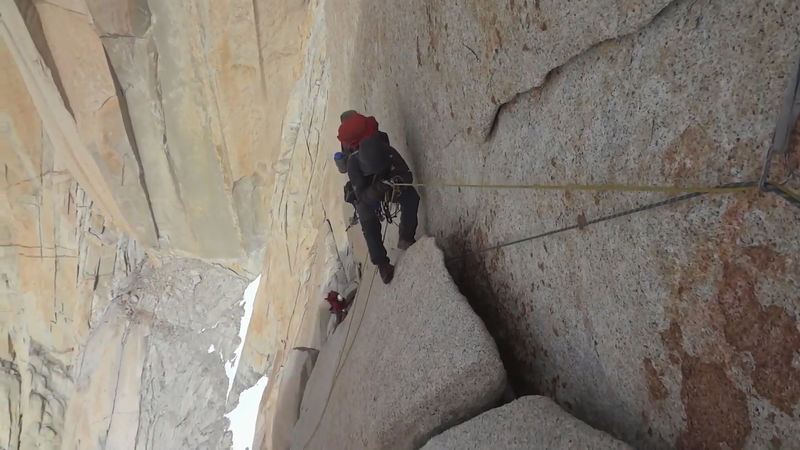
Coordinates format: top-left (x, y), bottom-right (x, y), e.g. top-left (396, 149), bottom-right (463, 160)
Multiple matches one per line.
top-left (423, 396), bottom-right (631, 450)
top-left (290, 238), bottom-right (507, 450)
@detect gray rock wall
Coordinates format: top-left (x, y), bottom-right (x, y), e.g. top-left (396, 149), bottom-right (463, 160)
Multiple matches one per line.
top-left (271, 348), bottom-right (319, 450)
top-left (337, 0), bottom-right (800, 447)
top-left (61, 255), bottom-right (250, 449)
top-left (290, 238), bottom-right (507, 450)
top-left (422, 396), bottom-right (631, 450)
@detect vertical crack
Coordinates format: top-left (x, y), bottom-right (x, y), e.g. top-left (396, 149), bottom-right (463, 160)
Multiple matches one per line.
top-left (150, 40), bottom-right (192, 242)
top-left (92, 257), bottom-right (101, 291)
top-left (103, 322), bottom-right (132, 447)
top-left (102, 46), bottom-right (161, 241)
top-left (250, 0), bottom-right (272, 149)
top-left (13, 0), bottom-right (75, 116)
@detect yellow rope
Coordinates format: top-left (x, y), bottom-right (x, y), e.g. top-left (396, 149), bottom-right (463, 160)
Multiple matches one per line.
top-left (394, 181), bottom-right (760, 195)
top-left (771, 183), bottom-right (800, 204)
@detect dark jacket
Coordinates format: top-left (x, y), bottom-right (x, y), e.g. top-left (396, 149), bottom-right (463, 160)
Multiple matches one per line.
top-left (347, 139), bottom-right (412, 204)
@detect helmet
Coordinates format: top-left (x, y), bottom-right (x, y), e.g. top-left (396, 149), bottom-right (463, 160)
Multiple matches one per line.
top-left (337, 113), bottom-right (378, 148)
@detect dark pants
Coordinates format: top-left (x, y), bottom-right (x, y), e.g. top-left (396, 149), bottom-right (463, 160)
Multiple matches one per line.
top-left (355, 187), bottom-right (420, 265)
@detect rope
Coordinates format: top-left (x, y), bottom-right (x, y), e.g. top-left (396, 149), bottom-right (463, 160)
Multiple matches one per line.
top-left (304, 221), bottom-right (387, 449)
top-left (303, 266), bottom-right (377, 448)
top-left (441, 181), bottom-right (798, 262)
top-left (395, 181), bottom-right (758, 195)
top-left (395, 179), bottom-right (800, 203)
top-left (766, 182), bottom-right (800, 207)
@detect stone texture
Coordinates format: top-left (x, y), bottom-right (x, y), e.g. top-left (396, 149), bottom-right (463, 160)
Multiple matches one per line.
top-left (1, 20), bottom-right (137, 447)
top-left (60, 255), bottom-right (251, 449)
top-left (4, 0), bottom-right (800, 448)
top-left (30, 0), bottom-right (158, 246)
top-left (9, 0), bottom-right (305, 268)
top-left (2, 0), bottom-right (319, 447)
top-left (422, 396), bottom-right (631, 450)
top-left (270, 348), bottom-right (319, 450)
top-left (290, 238), bottom-right (507, 450)
top-left (337, 0), bottom-right (800, 447)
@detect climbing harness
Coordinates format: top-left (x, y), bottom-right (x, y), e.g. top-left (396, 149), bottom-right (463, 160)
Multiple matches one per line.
top-left (379, 177), bottom-right (403, 224)
top-left (345, 179), bottom-right (403, 232)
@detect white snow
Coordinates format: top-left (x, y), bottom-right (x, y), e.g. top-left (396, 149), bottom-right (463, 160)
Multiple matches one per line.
top-left (225, 375), bottom-right (269, 450)
top-left (225, 275), bottom-right (262, 399)
top-left (208, 344), bottom-right (216, 353)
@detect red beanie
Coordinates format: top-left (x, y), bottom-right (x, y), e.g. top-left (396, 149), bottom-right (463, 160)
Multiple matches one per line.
top-left (337, 114), bottom-right (378, 148)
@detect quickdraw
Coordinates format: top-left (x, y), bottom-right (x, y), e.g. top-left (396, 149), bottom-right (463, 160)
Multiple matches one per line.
top-left (379, 179), bottom-right (402, 224)
top-left (345, 179), bottom-right (402, 231)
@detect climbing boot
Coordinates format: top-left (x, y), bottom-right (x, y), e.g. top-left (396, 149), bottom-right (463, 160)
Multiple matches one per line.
top-left (378, 263), bottom-right (395, 284)
top-left (398, 238), bottom-right (416, 251)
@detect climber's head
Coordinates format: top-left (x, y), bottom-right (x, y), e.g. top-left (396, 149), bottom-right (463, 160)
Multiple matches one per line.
top-left (340, 110), bottom-right (359, 123)
top-left (337, 112), bottom-right (378, 149)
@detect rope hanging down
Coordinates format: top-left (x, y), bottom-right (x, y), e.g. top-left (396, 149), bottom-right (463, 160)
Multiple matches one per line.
top-left (303, 221), bottom-right (388, 449)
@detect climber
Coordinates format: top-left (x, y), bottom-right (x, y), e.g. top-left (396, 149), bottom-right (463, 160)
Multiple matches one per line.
top-left (335, 110), bottom-right (389, 208)
top-left (333, 111), bottom-right (419, 284)
top-left (349, 134), bottom-right (419, 284)
top-left (324, 290), bottom-right (350, 324)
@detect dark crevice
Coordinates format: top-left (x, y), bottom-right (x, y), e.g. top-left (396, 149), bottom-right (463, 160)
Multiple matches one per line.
top-left (92, 257), bottom-right (101, 291)
top-left (485, 103), bottom-right (504, 142)
top-left (16, 411), bottom-right (22, 450)
top-left (443, 242), bottom-right (535, 398)
top-left (461, 41), bottom-right (480, 61)
top-left (250, 0), bottom-right (270, 100)
top-left (484, 67), bottom-right (557, 142)
top-left (102, 47), bottom-right (161, 241)
top-left (13, 0), bottom-right (74, 116)
top-left (103, 322), bottom-right (132, 447)
top-left (96, 95), bottom-right (114, 112)
top-left (99, 33), bottom-right (145, 40)
top-left (150, 43), bottom-right (189, 224)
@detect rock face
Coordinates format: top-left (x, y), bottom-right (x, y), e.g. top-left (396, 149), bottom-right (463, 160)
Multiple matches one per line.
top-left (2, 5), bottom-right (139, 445)
top-left (60, 256), bottom-right (250, 449)
top-left (270, 348), bottom-right (319, 450)
top-left (8, 0), bottom-right (279, 265)
top-left (422, 396), bottom-right (631, 450)
top-left (4, 0), bottom-right (800, 448)
top-left (336, 0), bottom-right (800, 447)
top-left (2, 0), bottom-right (319, 448)
top-left (290, 238), bottom-right (507, 450)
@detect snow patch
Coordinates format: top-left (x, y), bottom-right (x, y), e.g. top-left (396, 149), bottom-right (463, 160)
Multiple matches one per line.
top-left (225, 275), bottom-right (262, 399)
top-left (225, 375), bottom-right (269, 450)
top-left (208, 344), bottom-right (215, 353)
